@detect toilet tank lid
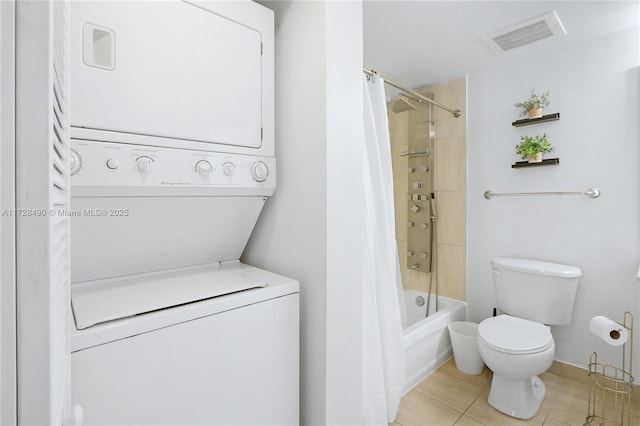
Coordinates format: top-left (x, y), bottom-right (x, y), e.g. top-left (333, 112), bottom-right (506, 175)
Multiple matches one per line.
top-left (492, 257), bottom-right (582, 278)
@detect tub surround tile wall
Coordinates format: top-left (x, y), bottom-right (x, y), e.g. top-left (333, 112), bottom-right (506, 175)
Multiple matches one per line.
top-left (432, 78), bottom-right (467, 302)
top-left (438, 245), bottom-right (466, 301)
top-left (437, 191), bottom-right (466, 247)
top-left (389, 77), bottom-right (467, 301)
top-left (434, 135), bottom-right (466, 193)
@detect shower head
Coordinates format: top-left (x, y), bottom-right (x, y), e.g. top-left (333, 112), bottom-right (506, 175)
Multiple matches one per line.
top-left (390, 94), bottom-right (417, 113)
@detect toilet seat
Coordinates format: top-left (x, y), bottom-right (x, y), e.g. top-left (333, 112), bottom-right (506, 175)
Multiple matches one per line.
top-left (478, 315), bottom-right (553, 355)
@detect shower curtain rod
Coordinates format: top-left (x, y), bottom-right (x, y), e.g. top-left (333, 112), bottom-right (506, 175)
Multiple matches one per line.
top-left (363, 68), bottom-right (462, 118)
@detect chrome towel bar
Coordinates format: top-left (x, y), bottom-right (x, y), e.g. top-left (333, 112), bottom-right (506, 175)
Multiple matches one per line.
top-left (484, 187), bottom-right (601, 200)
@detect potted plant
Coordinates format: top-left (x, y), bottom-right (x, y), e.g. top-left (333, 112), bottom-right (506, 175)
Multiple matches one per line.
top-left (514, 88), bottom-right (550, 118)
top-left (515, 134), bottom-right (553, 163)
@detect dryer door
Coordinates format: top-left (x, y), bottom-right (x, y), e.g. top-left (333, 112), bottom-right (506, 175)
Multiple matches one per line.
top-left (70, 1), bottom-right (272, 153)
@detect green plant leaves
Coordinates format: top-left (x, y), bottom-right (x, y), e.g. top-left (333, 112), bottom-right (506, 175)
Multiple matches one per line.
top-left (514, 89), bottom-right (550, 117)
top-left (515, 133), bottom-right (554, 160)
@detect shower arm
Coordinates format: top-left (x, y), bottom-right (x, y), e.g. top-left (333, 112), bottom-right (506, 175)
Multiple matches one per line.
top-left (363, 68), bottom-right (462, 118)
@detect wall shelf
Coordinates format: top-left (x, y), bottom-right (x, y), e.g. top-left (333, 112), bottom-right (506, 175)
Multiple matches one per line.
top-left (512, 158), bottom-right (560, 168)
top-left (512, 113), bottom-right (560, 127)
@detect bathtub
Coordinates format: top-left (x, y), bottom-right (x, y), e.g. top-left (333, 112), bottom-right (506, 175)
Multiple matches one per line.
top-left (402, 288), bottom-right (466, 394)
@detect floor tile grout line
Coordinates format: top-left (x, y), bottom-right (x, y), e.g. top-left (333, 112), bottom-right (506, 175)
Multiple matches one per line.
top-left (409, 374), bottom-right (489, 419)
top-left (540, 375), bottom-right (565, 424)
top-left (435, 367), bottom-right (492, 393)
top-left (457, 391), bottom-right (490, 426)
top-left (451, 411), bottom-right (465, 426)
top-left (438, 362), bottom-right (493, 425)
top-left (397, 385), bottom-right (469, 426)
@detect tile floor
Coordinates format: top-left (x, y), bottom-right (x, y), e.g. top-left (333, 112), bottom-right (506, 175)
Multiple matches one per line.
top-left (392, 358), bottom-right (639, 426)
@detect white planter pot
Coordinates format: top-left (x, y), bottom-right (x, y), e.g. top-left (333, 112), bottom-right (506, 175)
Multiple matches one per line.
top-left (527, 152), bottom-right (543, 163)
top-left (528, 108), bottom-right (543, 119)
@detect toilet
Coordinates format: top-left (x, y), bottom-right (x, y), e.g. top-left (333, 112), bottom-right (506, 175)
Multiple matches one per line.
top-left (477, 257), bottom-right (582, 419)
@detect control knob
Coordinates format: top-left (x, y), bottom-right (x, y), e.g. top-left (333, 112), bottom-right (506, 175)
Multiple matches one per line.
top-left (136, 156), bottom-right (154, 173)
top-left (195, 160), bottom-right (213, 176)
top-left (250, 161), bottom-right (269, 182)
top-left (70, 149), bottom-right (82, 176)
top-left (106, 158), bottom-right (120, 170)
top-left (222, 162), bottom-right (236, 176)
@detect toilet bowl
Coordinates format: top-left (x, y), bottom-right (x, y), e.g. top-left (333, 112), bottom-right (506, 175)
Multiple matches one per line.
top-left (477, 315), bottom-right (555, 419)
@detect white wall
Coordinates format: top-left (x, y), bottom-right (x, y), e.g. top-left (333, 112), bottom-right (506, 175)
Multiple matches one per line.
top-left (467, 23), bottom-right (640, 373)
top-left (324, 2), bottom-right (365, 423)
top-left (243, 1), bottom-right (364, 424)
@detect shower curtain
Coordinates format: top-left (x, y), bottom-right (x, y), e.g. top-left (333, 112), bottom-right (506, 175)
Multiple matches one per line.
top-left (361, 74), bottom-right (406, 424)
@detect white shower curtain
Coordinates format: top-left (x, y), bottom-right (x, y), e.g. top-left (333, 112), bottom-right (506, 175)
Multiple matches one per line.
top-left (361, 74), bottom-right (406, 425)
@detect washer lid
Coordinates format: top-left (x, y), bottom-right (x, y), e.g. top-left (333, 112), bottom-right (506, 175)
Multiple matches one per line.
top-left (478, 315), bottom-right (553, 355)
top-left (71, 264), bottom-right (267, 330)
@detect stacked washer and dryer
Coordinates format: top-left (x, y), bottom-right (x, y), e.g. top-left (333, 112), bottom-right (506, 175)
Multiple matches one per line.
top-left (67, 2), bottom-right (299, 424)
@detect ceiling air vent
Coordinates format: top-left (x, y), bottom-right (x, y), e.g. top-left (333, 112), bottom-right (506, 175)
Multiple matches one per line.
top-left (482, 11), bottom-right (566, 53)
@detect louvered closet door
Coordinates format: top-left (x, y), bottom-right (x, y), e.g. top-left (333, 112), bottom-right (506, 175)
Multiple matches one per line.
top-left (16, 1), bottom-right (71, 425)
top-left (0, 1), bottom-right (17, 424)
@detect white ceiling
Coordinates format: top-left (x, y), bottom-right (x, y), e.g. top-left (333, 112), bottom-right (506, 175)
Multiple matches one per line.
top-left (363, 0), bottom-right (640, 90)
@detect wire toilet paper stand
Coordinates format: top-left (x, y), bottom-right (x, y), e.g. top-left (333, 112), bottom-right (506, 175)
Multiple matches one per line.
top-left (584, 311), bottom-right (634, 426)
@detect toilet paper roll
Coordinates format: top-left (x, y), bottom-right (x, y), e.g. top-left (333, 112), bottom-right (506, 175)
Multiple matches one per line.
top-left (589, 316), bottom-right (629, 347)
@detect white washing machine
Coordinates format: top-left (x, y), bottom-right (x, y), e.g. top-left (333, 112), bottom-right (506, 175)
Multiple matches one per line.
top-left (70, 261), bottom-right (299, 425)
top-left (67, 2), bottom-right (298, 424)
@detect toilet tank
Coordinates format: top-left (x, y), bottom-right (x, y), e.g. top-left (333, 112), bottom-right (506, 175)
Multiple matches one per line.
top-left (492, 257), bottom-right (582, 325)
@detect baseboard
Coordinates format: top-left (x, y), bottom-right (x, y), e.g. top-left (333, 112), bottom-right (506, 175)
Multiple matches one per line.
top-left (549, 359), bottom-right (638, 403)
top-left (402, 349), bottom-right (452, 395)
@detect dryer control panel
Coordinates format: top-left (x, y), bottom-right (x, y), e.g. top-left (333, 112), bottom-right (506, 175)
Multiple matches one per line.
top-left (70, 140), bottom-right (275, 197)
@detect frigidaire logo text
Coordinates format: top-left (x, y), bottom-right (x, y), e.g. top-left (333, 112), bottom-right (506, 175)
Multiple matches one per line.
top-left (160, 181), bottom-right (190, 186)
